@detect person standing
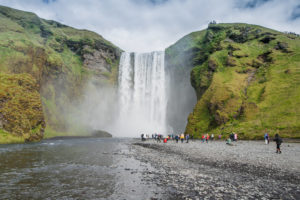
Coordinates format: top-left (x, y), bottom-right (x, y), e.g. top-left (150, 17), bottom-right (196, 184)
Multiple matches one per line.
top-left (202, 134), bottom-right (205, 143)
top-left (211, 133), bottom-right (214, 141)
top-left (180, 133), bottom-right (185, 143)
top-left (157, 134), bottom-right (161, 143)
top-left (273, 133), bottom-right (282, 154)
top-left (264, 129), bottom-right (269, 144)
top-left (234, 133), bottom-right (238, 142)
top-left (206, 134), bottom-right (209, 143)
top-left (175, 135), bottom-right (179, 143)
top-left (186, 134), bottom-right (190, 143)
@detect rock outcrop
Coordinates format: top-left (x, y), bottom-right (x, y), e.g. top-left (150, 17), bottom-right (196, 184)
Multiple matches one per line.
top-left (91, 130), bottom-right (112, 138)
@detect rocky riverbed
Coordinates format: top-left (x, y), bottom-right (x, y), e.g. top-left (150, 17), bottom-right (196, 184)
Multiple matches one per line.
top-left (130, 140), bottom-right (300, 200)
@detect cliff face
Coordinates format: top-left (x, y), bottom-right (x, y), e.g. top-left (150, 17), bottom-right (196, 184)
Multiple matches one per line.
top-left (166, 23), bottom-right (300, 139)
top-left (0, 6), bottom-right (121, 142)
top-left (165, 33), bottom-right (198, 133)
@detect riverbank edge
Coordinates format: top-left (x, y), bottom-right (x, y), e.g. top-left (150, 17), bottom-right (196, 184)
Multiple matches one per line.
top-left (46, 135), bottom-right (112, 140)
top-left (1, 136), bottom-right (300, 145)
top-left (0, 133), bottom-right (113, 145)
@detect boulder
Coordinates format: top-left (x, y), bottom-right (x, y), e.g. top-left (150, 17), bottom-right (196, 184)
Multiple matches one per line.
top-left (91, 130), bottom-right (112, 138)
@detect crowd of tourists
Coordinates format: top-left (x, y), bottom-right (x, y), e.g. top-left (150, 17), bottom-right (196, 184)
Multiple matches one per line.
top-left (140, 129), bottom-right (283, 154)
top-left (141, 133), bottom-right (221, 143)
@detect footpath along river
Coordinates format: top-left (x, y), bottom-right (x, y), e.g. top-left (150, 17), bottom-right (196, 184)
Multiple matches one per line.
top-left (0, 138), bottom-right (299, 199)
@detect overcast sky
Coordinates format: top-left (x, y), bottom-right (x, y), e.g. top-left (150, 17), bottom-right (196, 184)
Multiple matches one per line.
top-left (0, 0), bottom-right (299, 52)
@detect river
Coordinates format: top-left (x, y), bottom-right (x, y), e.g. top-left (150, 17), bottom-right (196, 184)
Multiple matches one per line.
top-left (0, 138), bottom-right (163, 200)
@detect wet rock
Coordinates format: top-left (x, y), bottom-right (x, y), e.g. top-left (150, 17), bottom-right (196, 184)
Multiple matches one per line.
top-left (91, 130), bottom-right (112, 138)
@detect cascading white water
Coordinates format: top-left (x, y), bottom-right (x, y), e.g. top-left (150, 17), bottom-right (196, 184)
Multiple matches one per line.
top-left (116, 51), bottom-right (167, 137)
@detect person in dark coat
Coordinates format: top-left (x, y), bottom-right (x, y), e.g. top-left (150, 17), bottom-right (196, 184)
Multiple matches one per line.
top-left (230, 133), bottom-right (234, 141)
top-left (175, 135), bottom-right (179, 143)
top-left (273, 133), bottom-right (282, 154)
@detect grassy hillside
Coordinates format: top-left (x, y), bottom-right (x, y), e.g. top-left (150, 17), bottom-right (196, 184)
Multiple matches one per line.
top-left (166, 23), bottom-right (300, 139)
top-left (0, 5), bottom-right (121, 142)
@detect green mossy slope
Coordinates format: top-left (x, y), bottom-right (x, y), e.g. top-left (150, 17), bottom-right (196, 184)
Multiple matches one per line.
top-left (0, 6), bottom-right (121, 142)
top-left (166, 23), bottom-right (300, 139)
top-left (0, 73), bottom-right (45, 142)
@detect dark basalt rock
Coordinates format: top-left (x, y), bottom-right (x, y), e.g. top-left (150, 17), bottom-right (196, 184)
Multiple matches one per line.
top-left (208, 59), bottom-right (217, 72)
top-left (251, 59), bottom-right (264, 68)
top-left (258, 51), bottom-right (273, 63)
top-left (66, 39), bottom-right (82, 53)
top-left (260, 36), bottom-right (275, 44)
top-left (40, 25), bottom-right (53, 38)
top-left (91, 130), bottom-right (112, 138)
top-left (275, 41), bottom-right (291, 53)
top-left (44, 19), bottom-right (67, 28)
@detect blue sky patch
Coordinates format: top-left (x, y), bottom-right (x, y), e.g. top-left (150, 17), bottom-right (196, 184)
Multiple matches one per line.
top-left (42, 0), bottom-right (56, 4)
top-left (237, 0), bottom-right (273, 9)
top-left (291, 5), bottom-right (300, 20)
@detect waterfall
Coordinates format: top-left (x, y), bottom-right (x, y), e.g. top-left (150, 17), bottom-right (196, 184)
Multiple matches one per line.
top-left (117, 51), bottom-right (167, 137)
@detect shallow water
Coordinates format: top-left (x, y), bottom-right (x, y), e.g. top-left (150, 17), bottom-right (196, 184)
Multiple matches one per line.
top-left (0, 138), bottom-right (162, 200)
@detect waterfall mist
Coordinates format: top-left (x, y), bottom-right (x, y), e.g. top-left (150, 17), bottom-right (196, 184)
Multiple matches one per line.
top-left (72, 50), bottom-right (196, 137)
top-left (67, 80), bottom-right (119, 135)
top-left (165, 56), bottom-right (197, 134)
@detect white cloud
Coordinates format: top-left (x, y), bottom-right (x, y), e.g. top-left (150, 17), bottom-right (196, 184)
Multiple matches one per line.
top-left (0, 0), bottom-right (299, 52)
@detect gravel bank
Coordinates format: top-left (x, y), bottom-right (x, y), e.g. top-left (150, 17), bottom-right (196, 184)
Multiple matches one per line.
top-left (131, 140), bottom-right (300, 200)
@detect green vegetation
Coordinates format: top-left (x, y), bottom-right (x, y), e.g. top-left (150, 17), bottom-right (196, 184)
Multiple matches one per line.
top-left (0, 5), bottom-right (121, 143)
top-left (0, 73), bottom-right (45, 142)
top-left (166, 23), bottom-right (300, 139)
top-left (0, 128), bottom-right (24, 144)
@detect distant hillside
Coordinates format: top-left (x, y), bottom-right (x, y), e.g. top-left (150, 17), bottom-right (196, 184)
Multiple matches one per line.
top-left (166, 23), bottom-right (300, 139)
top-left (0, 5), bottom-right (122, 143)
